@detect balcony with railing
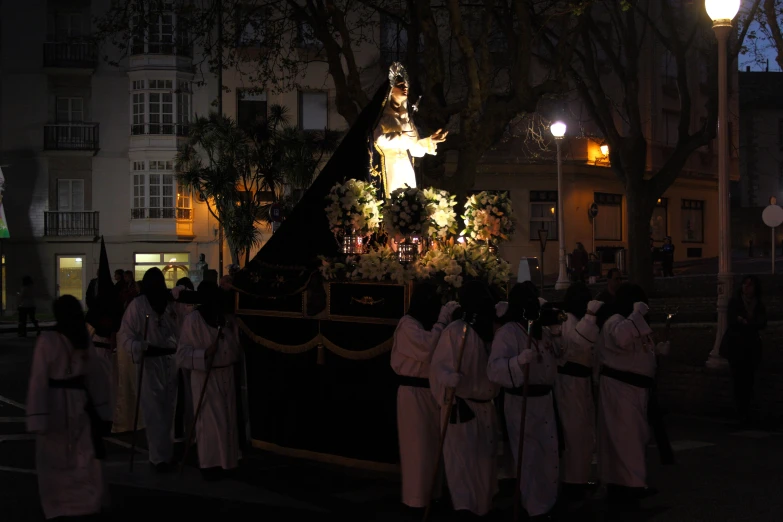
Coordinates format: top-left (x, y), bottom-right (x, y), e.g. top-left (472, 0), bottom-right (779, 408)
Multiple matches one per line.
top-left (43, 41), bottom-right (98, 70)
top-left (44, 211), bottom-right (99, 237)
top-left (44, 123), bottom-right (100, 153)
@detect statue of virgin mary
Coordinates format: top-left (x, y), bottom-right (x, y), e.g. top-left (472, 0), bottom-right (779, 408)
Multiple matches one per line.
top-left (371, 63), bottom-right (447, 198)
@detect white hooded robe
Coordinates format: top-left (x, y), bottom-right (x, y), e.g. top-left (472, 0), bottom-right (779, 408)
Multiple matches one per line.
top-left (176, 310), bottom-right (241, 470)
top-left (597, 312), bottom-right (656, 488)
top-left (26, 332), bottom-right (112, 519)
top-left (117, 295), bottom-right (179, 465)
top-left (487, 322), bottom-right (559, 517)
top-left (391, 315), bottom-right (446, 508)
top-left (555, 312), bottom-right (598, 485)
top-left (429, 321), bottom-right (499, 516)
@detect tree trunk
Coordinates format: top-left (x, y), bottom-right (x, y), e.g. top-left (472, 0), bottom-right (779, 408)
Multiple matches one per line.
top-left (625, 188), bottom-right (655, 294)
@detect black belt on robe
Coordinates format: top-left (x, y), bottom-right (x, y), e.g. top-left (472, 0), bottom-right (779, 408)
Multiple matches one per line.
top-left (145, 345), bottom-right (177, 358)
top-left (600, 365), bottom-right (674, 465)
top-left (48, 376), bottom-right (111, 460)
top-left (397, 375), bottom-right (430, 388)
top-left (558, 361), bottom-right (592, 378)
top-left (93, 341), bottom-right (112, 349)
top-left (600, 366), bottom-right (654, 388)
top-left (449, 396), bottom-right (492, 424)
top-left (504, 384), bottom-right (553, 397)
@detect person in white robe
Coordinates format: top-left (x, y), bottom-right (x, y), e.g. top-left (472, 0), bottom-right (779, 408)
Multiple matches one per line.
top-left (176, 281), bottom-right (242, 479)
top-left (373, 62), bottom-right (447, 196)
top-left (26, 295), bottom-right (112, 520)
top-left (488, 282), bottom-right (559, 519)
top-left (429, 281), bottom-right (499, 517)
top-left (117, 267), bottom-right (179, 471)
top-left (554, 284), bottom-right (601, 503)
top-left (391, 281), bottom-right (459, 509)
top-left (597, 284), bottom-right (670, 506)
top-left (171, 278), bottom-right (197, 438)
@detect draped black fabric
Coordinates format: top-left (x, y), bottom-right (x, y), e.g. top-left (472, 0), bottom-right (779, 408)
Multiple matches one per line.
top-left (250, 83), bottom-right (389, 268)
top-left (85, 237), bottom-right (122, 338)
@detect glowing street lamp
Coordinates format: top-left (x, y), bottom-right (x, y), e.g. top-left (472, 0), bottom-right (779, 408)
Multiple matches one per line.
top-left (705, 0), bottom-right (740, 369)
top-left (551, 121), bottom-right (569, 290)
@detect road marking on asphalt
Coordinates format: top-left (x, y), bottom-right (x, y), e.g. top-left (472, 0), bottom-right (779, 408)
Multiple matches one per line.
top-left (0, 395), bottom-right (25, 410)
top-left (0, 434), bottom-right (35, 442)
top-left (0, 465), bottom-right (35, 475)
top-left (730, 430), bottom-right (781, 439)
top-left (650, 440), bottom-right (715, 451)
top-left (0, 417), bottom-right (25, 423)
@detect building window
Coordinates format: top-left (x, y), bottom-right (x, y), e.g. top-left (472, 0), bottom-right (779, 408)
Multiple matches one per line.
top-left (779, 119), bottom-right (783, 151)
top-left (380, 13), bottom-right (408, 64)
top-left (650, 198), bottom-right (668, 242)
top-left (594, 192), bottom-right (623, 241)
top-left (57, 179), bottom-right (84, 211)
top-left (662, 110), bottom-right (679, 146)
top-left (149, 11), bottom-right (173, 54)
top-left (177, 182), bottom-right (192, 219)
top-left (55, 97), bottom-right (85, 143)
top-left (130, 5), bottom-right (191, 56)
top-left (297, 20), bottom-right (319, 48)
top-left (134, 253), bottom-right (190, 288)
top-left (130, 79), bottom-right (189, 136)
top-left (681, 199), bottom-right (704, 243)
top-left (529, 191), bottom-right (558, 241)
top-left (237, 90), bottom-right (267, 131)
top-left (236, 4), bottom-right (266, 47)
top-left (130, 160), bottom-right (187, 220)
top-left (299, 91), bottom-right (327, 130)
top-left (53, 12), bottom-right (83, 41)
top-left (660, 49), bottom-right (677, 91)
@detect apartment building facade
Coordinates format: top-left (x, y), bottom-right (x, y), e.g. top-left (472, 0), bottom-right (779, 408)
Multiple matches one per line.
top-left (0, 0), bottom-right (344, 312)
top-left (0, 1), bottom-right (735, 312)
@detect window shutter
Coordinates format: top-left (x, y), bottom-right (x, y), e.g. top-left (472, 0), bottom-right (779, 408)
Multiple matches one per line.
top-left (71, 180), bottom-right (84, 211)
top-left (58, 180), bottom-right (71, 210)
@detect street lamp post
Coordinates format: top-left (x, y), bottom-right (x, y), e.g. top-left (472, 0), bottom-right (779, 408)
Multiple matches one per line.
top-left (705, 0), bottom-right (740, 369)
top-left (550, 121), bottom-right (569, 290)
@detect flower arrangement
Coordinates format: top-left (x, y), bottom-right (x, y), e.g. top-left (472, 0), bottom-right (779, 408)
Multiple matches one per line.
top-left (462, 191), bottom-right (515, 244)
top-left (325, 179), bottom-right (383, 237)
top-left (319, 245), bottom-right (411, 284)
top-left (382, 186), bottom-right (431, 238)
top-left (422, 188), bottom-right (458, 241)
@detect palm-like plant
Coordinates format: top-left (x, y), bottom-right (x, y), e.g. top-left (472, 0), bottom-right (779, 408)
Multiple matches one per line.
top-left (177, 106), bottom-right (340, 266)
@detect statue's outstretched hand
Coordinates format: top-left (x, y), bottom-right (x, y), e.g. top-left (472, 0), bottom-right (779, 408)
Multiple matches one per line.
top-left (430, 129), bottom-right (448, 143)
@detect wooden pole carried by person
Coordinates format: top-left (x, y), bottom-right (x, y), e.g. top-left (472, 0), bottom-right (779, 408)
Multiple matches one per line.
top-left (422, 317), bottom-right (473, 522)
top-left (129, 314), bottom-right (149, 473)
top-left (512, 319), bottom-right (535, 522)
top-left (180, 326), bottom-right (222, 476)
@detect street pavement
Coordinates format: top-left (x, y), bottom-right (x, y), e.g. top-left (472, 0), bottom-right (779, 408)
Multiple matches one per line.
top-left (1, 333), bottom-right (782, 521)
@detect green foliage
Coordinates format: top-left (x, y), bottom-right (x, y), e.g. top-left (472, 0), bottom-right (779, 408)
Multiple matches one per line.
top-left (176, 109), bottom-right (337, 264)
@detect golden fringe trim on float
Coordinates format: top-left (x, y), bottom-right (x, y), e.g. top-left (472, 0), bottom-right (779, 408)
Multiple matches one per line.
top-left (251, 439), bottom-right (400, 474)
top-left (236, 318), bottom-right (392, 360)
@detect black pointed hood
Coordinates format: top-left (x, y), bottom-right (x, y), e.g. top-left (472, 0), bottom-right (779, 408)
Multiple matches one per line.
top-left (86, 237), bottom-right (122, 337)
top-left (250, 82), bottom-right (389, 268)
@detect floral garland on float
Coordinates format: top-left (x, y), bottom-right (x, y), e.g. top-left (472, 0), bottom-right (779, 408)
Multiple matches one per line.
top-left (320, 181), bottom-right (513, 297)
top-left (325, 179), bottom-right (383, 254)
top-left (462, 191), bottom-right (516, 253)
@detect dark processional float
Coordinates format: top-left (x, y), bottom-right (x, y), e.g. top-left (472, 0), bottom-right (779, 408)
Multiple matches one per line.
top-left (232, 63), bottom-right (516, 469)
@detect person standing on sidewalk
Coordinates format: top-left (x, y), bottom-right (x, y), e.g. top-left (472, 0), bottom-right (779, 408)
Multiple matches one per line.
top-left (720, 275), bottom-right (767, 427)
top-left (391, 282), bottom-right (458, 513)
top-left (17, 276), bottom-right (41, 337)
